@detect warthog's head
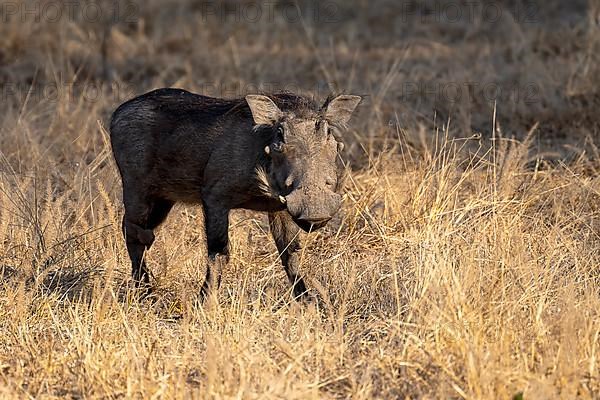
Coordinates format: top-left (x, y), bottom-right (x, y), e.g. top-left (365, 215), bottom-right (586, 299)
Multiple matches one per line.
top-left (247, 94), bottom-right (361, 232)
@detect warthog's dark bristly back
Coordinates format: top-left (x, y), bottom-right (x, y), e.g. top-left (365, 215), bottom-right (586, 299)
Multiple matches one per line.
top-left (112, 89), bottom-right (320, 129)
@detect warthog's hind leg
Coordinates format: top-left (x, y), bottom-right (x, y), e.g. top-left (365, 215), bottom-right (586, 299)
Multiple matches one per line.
top-left (122, 196), bottom-right (174, 296)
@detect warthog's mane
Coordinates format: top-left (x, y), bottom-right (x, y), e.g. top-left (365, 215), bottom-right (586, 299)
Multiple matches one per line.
top-left (227, 92), bottom-right (321, 119)
top-left (129, 88), bottom-right (325, 123)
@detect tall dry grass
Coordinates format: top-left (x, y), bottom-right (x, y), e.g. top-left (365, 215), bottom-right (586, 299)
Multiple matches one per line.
top-left (2, 109), bottom-right (598, 398)
top-left (1, 0), bottom-right (599, 398)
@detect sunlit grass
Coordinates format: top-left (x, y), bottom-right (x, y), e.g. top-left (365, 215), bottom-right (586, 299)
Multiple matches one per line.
top-left (0, 1), bottom-right (599, 398)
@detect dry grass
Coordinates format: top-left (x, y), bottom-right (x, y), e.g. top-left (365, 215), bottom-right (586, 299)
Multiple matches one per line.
top-left (1, 1), bottom-right (599, 398)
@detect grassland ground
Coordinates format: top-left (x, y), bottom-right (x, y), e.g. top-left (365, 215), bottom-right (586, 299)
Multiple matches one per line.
top-left (0, 1), bottom-right (599, 398)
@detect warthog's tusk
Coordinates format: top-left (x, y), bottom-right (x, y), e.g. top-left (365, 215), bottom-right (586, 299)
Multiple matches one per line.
top-left (279, 195), bottom-right (286, 204)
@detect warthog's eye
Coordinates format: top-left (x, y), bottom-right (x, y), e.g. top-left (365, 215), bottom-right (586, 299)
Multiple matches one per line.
top-left (276, 125), bottom-right (284, 139)
top-left (272, 141), bottom-right (284, 152)
top-left (325, 177), bottom-right (335, 187)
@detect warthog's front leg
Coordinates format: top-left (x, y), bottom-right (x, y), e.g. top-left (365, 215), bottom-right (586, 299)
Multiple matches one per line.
top-left (269, 211), bottom-right (310, 300)
top-left (200, 201), bottom-right (230, 301)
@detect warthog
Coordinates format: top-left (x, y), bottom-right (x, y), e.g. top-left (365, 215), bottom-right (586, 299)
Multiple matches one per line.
top-left (109, 88), bottom-right (360, 300)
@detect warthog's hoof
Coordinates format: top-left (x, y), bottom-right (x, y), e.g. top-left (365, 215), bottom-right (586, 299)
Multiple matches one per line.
top-left (292, 288), bottom-right (315, 304)
top-left (128, 280), bottom-right (154, 302)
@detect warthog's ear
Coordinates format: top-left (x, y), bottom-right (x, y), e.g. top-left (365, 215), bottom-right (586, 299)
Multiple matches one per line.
top-left (245, 95), bottom-right (282, 126)
top-left (324, 95), bottom-right (362, 126)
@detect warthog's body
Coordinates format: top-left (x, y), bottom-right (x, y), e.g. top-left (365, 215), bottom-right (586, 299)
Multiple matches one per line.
top-left (110, 88), bottom-right (360, 299)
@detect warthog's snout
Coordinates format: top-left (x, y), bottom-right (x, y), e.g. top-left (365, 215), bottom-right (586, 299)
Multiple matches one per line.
top-left (285, 190), bottom-right (342, 232)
